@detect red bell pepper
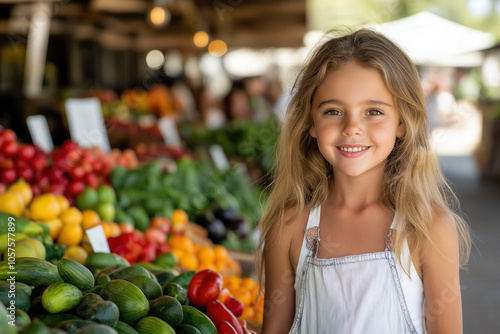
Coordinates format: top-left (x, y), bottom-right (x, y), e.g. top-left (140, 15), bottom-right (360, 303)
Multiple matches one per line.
top-left (237, 318), bottom-right (257, 334)
top-left (187, 269), bottom-right (223, 307)
top-left (218, 321), bottom-right (238, 334)
top-left (137, 237), bottom-right (157, 262)
top-left (206, 300), bottom-right (243, 334)
top-left (224, 296), bottom-right (243, 317)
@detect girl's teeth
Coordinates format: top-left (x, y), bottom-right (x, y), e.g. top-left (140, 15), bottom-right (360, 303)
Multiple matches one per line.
top-left (340, 147), bottom-right (367, 152)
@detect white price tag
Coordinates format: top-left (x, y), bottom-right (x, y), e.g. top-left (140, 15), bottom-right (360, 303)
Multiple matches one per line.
top-left (157, 116), bottom-right (181, 146)
top-left (209, 144), bottom-right (229, 171)
top-left (85, 225), bottom-right (110, 253)
top-left (65, 97), bottom-right (111, 153)
top-left (26, 115), bottom-right (53, 152)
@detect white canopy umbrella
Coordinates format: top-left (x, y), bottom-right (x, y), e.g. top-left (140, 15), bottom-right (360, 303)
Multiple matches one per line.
top-left (370, 11), bottom-right (496, 66)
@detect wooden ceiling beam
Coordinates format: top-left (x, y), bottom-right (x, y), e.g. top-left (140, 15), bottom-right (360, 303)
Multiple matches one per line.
top-left (230, 1), bottom-right (305, 20)
top-left (89, 0), bottom-right (149, 14)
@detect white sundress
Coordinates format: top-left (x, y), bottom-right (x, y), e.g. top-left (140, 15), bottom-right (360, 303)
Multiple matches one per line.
top-left (289, 205), bottom-right (426, 334)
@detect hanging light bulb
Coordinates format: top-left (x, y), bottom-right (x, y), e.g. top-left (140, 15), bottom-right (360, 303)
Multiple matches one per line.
top-left (147, 0), bottom-right (171, 28)
top-left (208, 39), bottom-right (227, 57)
top-left (193, 31), bottom-right (210, 48)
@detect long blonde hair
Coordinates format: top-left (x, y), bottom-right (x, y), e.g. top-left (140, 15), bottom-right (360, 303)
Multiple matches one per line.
top-left (257, 28), bottom-right (470, 284)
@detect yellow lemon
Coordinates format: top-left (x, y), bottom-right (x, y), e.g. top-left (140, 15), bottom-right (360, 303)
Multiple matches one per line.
top-left (55, 195), bottom-right (70, 213)
top-left (57, 224), bottom-right (83, 246)
top-left (8, 181), bottom-right (33, 206)
top-left (0, 191), bottom-right (25, 216)
top-left (30, 193), bottom-right (61, 220)
top-left (60, 207), bottom-right (83, 225)
top-left (41, 218), bottom-right (63, 239)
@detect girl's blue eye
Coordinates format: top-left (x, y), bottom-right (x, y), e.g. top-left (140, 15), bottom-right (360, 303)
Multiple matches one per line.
top-left (367, 109), bottom-right (383, 116)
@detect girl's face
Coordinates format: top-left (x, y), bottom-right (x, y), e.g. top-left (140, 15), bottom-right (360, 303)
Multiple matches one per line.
top-left (310, 61), bottom-right (405, 179)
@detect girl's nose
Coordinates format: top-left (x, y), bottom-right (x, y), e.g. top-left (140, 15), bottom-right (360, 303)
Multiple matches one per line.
top-left (342, 116), bottom-right (363, 136)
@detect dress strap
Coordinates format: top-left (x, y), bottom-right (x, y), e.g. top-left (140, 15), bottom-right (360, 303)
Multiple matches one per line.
top-left (304, 206), bottom-right (321, 258)
top-left (385, 214), bottom-right (398, 251)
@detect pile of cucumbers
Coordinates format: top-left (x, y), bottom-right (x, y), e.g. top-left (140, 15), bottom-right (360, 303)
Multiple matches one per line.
top-left (0, 253), bottom-right (217, 334)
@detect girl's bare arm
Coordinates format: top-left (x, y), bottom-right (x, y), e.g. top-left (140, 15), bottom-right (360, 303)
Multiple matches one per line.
top-left (422, 210), bottom-right (463, 334)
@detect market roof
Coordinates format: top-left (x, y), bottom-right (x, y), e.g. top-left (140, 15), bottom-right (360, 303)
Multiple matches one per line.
top-left (0, 0), bottom-right (307, 52)
top-left (369, 11), bottom-right (496, 66)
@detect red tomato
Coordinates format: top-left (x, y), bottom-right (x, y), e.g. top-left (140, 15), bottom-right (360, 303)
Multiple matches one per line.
top-left (68, 180), bottom-right (85, 196)
top-left (149, 216), bottom-right (171, 233)
top-left (32, 155), bottom-right (47, 172)
top-left (18, 166), bottom-right (34, 183)
top-left (48, 183), bottom-right (65, 195)
top-left (2, 141), bottom-right (18, 157)
top-left (1, 129), bottom-right (16, 142)
top-left (145, 227), bottom-right (167, 245)
top-left (1, 168), bottom-right (17, 184)
top-left (83, 173), bottom-right (98, 188)
top-left (18, 144), bottom-right (35, 161)
top-left (70, 166), bottom-right (85, 180)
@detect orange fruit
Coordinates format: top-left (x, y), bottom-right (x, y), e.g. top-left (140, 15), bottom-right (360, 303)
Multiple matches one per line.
top-left (60, 207), bottom-right (83, 225)
top-left (227, 257), bottom-right (242, 277)
top-left (240, 277), bottom-right (258, 292)
top-left (231, 288), bottom-right (252, 306)
top-left (218, 288), bottom-right (231, 303)
top-left (213, 245), bottom-right (229, 262)
top-left (241, 307), bottom-right (255, 320)
top-left (179, 253), bottom-right (199, 271)
top-left (64, 245), bottom-right (88, 264)
top-left (0, 191), bottom-right (24, 216)
top-left (82, 210), bottom-right (101, 231)
top-left (30, 193), bottom-right (61, 220)
top-left (223, 276), bottom-right (241, 290)
top-left (171, 209), bottom-right (188, 232)
top-left (197, 261), bottom-right (216, 272)
top-left (169, 248), bottom-right (186, 261)
top-left (57, 224), bottom-right (83, 246)
top-left (108, 222), bottom-right (121, 238)
top-left (197, 246), bottom-right (215, 264)
top-left (168, 236), bottom-right (195, 254)
top-left (41, 218), bottom-right (63, 239)
top-left (8, 181), bottom-right (32, 205)
top-left (55, 195), bottom-right (70, 213)
top-left (99, 222), bottom-right (113, 238)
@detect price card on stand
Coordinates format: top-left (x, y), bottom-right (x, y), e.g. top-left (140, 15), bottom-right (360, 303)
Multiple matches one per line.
top-left (65, 97), bottom-right (111, 153)
top-left (157, 116), bottom-right (181, 146)
top-left (26, 115), bottom-right (54, 153)
top-left (85, 225), bottom-right (110, 253)
top-left (209, 144), bottom-right (230, 171)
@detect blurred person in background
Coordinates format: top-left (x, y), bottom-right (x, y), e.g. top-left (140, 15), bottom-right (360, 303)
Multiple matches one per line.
top-left (223, 79), bottom-right (252, 121)
top-left (422, 71), bottom-right (457, 128)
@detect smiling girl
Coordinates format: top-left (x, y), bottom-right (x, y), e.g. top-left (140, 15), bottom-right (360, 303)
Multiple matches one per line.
top-left (257, 29), bottom-right (471, 334)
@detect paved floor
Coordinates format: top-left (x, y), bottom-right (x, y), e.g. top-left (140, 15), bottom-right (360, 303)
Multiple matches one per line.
top-left (439, 155), bottom-right (500, 334)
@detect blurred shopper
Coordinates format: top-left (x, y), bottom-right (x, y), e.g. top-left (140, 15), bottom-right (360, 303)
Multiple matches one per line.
top-left (244, 76), bottom-right (271, 121)
top-left (223, 80), bottom-right (252, 121)
top-left (199, 88), bottom-right (226, 130)
top-left (423, 72), bottom-right (457, 128)
top-left (257, 29), bottom-right (470, 334)
top-left (265, 66), bottom-right (292, 124)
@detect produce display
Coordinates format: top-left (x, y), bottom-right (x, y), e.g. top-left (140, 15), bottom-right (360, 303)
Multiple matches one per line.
top-left (108, 158), bottom-right (261, 252)
top-left (181, 118), bottom-right (280, 178)
top-left (0, 128), bottom-right (138, 205)
top-left (0, 126), bottom-right (266, 333)
top-left (0, 253), bottom-right (262, 333)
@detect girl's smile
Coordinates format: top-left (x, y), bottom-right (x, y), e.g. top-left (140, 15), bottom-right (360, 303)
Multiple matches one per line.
top-left (337, 145), bottom-right (371, 157)
top-left (310, 61), bottom-right (405, 178)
